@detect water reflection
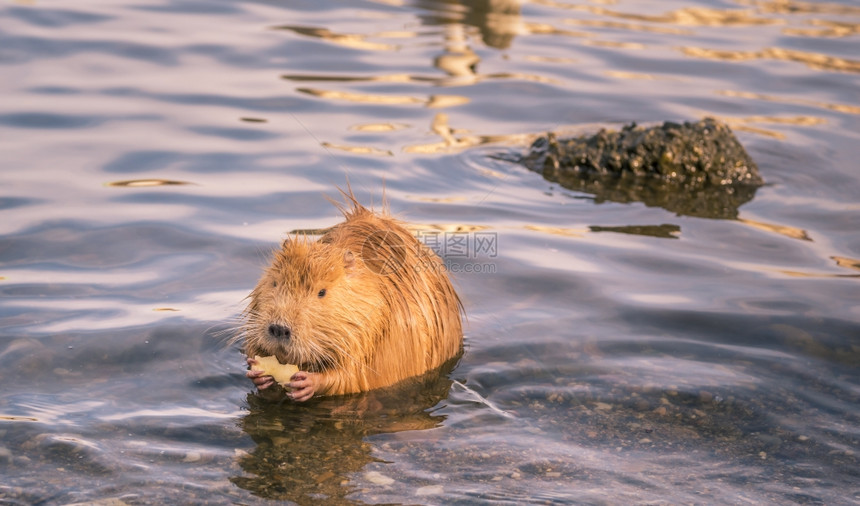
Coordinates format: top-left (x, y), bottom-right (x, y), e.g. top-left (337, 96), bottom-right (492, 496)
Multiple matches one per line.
top-left (583, 39), bottom-right (645, 49)
top-left (738, 0), bottom-right (860, 16)
top-left (281, 0), bottom-right (540, 98)
top-left (523, 224), bottom-right (586, 238)
top-left (589, 224), bottom-right (681, 239)
top-left (831, 255), bottom-right (860, 272)
top-left (349, 122), bottom-right (410, 132)
top-left (232, 361), bottom-right (458, 503)
top-left (552, 175), bottom-right (759, 219)
top-left (590, 5), bottom-right (781, 26)
top-left (737, 217), bottom-right (811, 241)
top-left (104, 179), bottom-right (192, 187)
top-left (563, 17), bottom-right (692, 35)
top-left (271, 25), bottom-right (400, 51)
top-left (533, 0), bottom-right (780, 26)
top-left (320, 142), bottom-right (394, 157)
top-left (412, 0), bottom-right (604, 83)
top-left (413, 0), bottom-right (523, 49)
top-left (296, 87), bottom-right (470, 108)
top-left (716, 115), bottom-right (827, 140)
top-left (716, 89), bottom-right (860, 115)
top-left (784, 19), bottom-right (860, 38)
top-left (404, 113), bottom-right (535, 154)
top-left (605, 70), bottom-right (679, 80)
top-left (681, 46), bottom-right (860, 74)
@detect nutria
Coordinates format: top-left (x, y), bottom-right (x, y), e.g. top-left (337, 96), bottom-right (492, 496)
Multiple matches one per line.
top-left (241, 192), bottom-right (464, 402)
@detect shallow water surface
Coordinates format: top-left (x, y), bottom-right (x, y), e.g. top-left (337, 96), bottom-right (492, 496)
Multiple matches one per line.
top-left (1, 0), bottom-right (859, 504)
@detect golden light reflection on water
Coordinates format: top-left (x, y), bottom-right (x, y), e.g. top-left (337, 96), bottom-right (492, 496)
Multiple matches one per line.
top-left (724, 260), bottom-right (860, 279)
top-left (784, 19), bottom-right (860, 38)
top-left (533, 1), bottom-right (781, 26)
top-left (283, 73), bottom-right (416, 83)
top-left (737, 218), bottom-right (812, 241)
top-left (605, 71), bottom-right (679, 80)
top-left (777, 269), bottom-right (860, 279)
top-left (725, 124), bottom-right (787, 139)
top-left (403, 113), bottom-right (537, 154)
top-left (321, 142), bottom-right (394, 157)
top-left (373, 30), bottom-right (421, 39)
top-left (425, 94), bottom-right (472, 108)
top-left (733, 115), bottom-right (826, 126)
top-left (595, 6), bottom-right (782, 26)
top-left (297, 87), bottom-right (421, 105)
top-left (271, 25), bottom-right (401, 51)
top-left (349, 122), bottom-right (410, 132)
top-left (564, 18), bottom-right (692, 35)
top-left (472, 166), bottom-right (508, 179)
top-left (521, 55), bottom-right (579, 64)
top-left (523, 22), bottom-right (590, 38)
top-left (831, 256), bottom-right (860, 272)
top-left (0, 415), bottom-right (39, 422)
top-left (285, 70), bottom-right (554, 88)
top-left (590, 224), bottom-right (681, 239)
top-left (296, 87), bottom-right (469, 108)
top-left (523, 224), bottom-right (587, 238)
top-left (105, 179), bottom-right (192, 187)
top-left (584, 39), bottom-right (646, 49)
top-left (681, 47), bottom-right (860, 73)
top-left (487, 72), bottom-right (560, 84)
top-left (717, 90), bottom-right (860, 115)
top-left (738, 0), bottom-right (860, 16)
top-left (713, 115), bottom-right (827, 139)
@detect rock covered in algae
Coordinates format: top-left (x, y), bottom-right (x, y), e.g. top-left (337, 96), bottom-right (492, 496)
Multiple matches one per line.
top-left (251, 355), bottom-right (299, 386)
top-left (522, 118), bottom-right (764, 219)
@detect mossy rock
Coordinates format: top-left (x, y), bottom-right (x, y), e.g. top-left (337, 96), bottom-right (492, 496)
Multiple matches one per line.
top-left (522, 118), bottom-right (763, 219)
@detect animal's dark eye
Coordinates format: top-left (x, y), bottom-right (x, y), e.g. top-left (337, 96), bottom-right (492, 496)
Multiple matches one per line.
top-left (318, 289), bottom-right (327, 298)
top-left (272, 280), bottom-right (278, 288)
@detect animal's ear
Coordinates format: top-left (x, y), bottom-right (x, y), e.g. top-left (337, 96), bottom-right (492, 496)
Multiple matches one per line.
top-left (343, 250), bottom-right (356, 273)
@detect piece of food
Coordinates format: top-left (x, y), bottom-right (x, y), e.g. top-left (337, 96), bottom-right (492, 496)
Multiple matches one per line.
top-left (251, 355), bottom-right (299, 386)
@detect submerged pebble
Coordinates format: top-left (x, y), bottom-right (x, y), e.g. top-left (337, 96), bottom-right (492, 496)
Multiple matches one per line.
top-left (365, 471), bottom-right (395, 486)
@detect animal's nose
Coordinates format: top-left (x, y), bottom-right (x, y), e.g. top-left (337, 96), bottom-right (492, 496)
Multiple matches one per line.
top-left (268, 323), bottom-right (291, 341)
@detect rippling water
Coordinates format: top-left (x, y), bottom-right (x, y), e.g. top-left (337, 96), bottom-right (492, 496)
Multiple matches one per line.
top-left (2, 0), bottom-right (859, 504)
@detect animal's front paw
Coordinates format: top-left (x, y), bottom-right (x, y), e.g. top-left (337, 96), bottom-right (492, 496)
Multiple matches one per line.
top-left (287, 371), bottom-right (317, 402)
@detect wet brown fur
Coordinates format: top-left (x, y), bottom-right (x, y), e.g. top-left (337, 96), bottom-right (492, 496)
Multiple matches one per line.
top-left (241, 192), bottom-right (463, 396)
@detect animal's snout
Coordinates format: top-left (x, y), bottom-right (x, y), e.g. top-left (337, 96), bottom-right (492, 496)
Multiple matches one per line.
top-left (268, 323), bottom-right (292, 341)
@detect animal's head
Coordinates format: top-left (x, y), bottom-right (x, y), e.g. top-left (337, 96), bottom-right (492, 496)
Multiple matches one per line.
top-left (243, 237), bottom-right (386, 372)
